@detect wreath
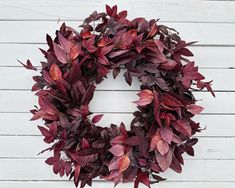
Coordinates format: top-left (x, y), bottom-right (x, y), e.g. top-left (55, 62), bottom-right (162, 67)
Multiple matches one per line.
top-left (21, 5), bottom-right (215, 188)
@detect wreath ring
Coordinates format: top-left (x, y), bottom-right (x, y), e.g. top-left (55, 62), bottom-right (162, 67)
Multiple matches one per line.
top-left (21, 5), bottom-right (214, 188)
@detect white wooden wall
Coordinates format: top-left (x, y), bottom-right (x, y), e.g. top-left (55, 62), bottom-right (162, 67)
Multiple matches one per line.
top-left (0, 0), bottom-right (235, 188)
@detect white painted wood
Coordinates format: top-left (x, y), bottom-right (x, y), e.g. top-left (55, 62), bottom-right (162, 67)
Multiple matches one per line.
top-left (0, 0), bottom-right (234, 187)
top-left (0, 90), bottom-right (225, 113)
top-left (0, 113), bottom-right (39, 135)
top-left (1, 0), bottom-right (235, 22)
top-left (0, 67), bottom-right (233, 91)
top-left (0, 159), bottom-right (234, 181)
top-left (1, 21), bottom-right (235, 45)
top-left (2, 44), bottom-right (235, 68)
top-left (0, 113), bottom-right (234, 137)
top-left (0, 136), bottom-right (234, 159)
top-left (1, 181), bottom-right (235, 188)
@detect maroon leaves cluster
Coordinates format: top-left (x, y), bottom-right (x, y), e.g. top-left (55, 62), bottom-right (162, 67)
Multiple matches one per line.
top-left (22, 5), bottom-right (214, 188)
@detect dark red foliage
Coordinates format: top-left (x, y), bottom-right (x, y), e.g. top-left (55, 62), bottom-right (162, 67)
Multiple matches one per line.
top-left (22, 5), bottom-right (214, 188)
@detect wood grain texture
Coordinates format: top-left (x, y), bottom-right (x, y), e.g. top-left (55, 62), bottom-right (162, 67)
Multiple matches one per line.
top-left (2, 181), bottom-right (235, 188)
top-left (1, 21), bottom-right (235, 45)
top-left (0, 0), bottom-right (234, 187)
top-left (0, 159), bottom-right (234, 181)
top-left (1, 181), bottom-right (234, 188)
top-left (0, 90), bottom-right (224, 113)
top-left (1, 0), bottom-right (235, 22)
top-left (1, 44), bottom-right (235, 68)
top-left (0, 67), bottom-right (233, 91)
top-left (0, 113), bottom-right (234, 137)
top-left (0, 136), bottom-right (234, 159)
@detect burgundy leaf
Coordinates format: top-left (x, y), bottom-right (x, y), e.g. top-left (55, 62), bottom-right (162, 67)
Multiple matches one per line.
top-left (109, 144), bottom-right (125, 157)
top-left (157, 140), bottom-right (169, 155)
top-left (53, 42), bottom-right (68, 64)
top-left (18, 59), bottom-right (37, 71)
top-left (123, 71), bottom-right (132, 86)
top-left (186, 104), bottom-right (204, 114)
top-left (125, 136), bottom-right (141, 145)
top-left (92, 114), bottom-right (104, 123)
top-left (81, 84), bottom-right (96, 105)
top-left (156, 149), bottom-right (173, 172)
top-left (162, 93), bottom-right (183, 108)
top-left (178, 48), bottom-right (194, 56)
top-left (133, 89), bottom-right (154, 106)
top-left (58, 32), bottom-right (72, 53)
top-left (118, 155), bottom-right (130, 173)
top-left (74, 164), bottom-right (81, 187)
top-left (49, 64), bottom-right (62, 81)
top-left (172, 120), bottom-right (192, 136)
top-left (154, 91), bottom-right (162, 127)
top-left (160, 127), bottom-right (173, 144)
top-left (113, 67), bottom-right (121, 79)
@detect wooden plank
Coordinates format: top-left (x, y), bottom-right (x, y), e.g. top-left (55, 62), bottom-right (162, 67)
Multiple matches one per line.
top-left (0, 90), bottom-right (226, 113)
top-left (0, 113), bottom-right (234, 137)
top-left (2, 44), bottom-right (235, 68)
top-left (0, 21), bottom-right (235, 45)
top-left (1, 0), bottom-right (235, 22)
top-left (0, 136), bottom-right (234, 159)
top-left (0, 159), bottom-right (234, 181)
top-left (0, 67), bottom-right (232, 91)
top-left (0, 0), bottom-right (102, 20)
top-left (1, 181), bottom-right (234, 188)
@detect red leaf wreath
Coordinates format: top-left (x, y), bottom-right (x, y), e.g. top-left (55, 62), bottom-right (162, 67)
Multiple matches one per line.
top-left (21, 4), bottom-right (214, 188)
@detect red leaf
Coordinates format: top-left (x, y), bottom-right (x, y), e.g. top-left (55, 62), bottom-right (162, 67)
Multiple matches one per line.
top-left (82, 138), bottom-right (90, 149)
top-left (162, 93), bottom-right (183, 108)
top-left (134, 171), bottom-right (150, 188)
top-left (160, 127), bottom-right (173, 144)
top-left (122, 29), bottom-right (137, 46)
top-left (74, 164), bottom-right (81, 187)
top-left (106, 4), bottom-right (117, 17)
top-left (159, 59), bottom-right (177, 70)
top-left (123, 71), bottom-right (132, 86)
top-left (170, 157), bottom-right (182, 173)
top-left (108, 49), bottom-right (130, 58)
top-left (178, 48), bottom-right (194, 56)
top-left (72, 149), bottom-right (98, 165)
top-left (110, 135), bottom-right (127, 145)
top-left (18, 59), bottom-right (37, 71)
top-left (118, 155), bottom-right (130, 173)
top-left (186, 104), bottom-right (204, 114)
top-left (70, 44), bottom-right (81, 60)
top-left (118, 10), bottom-right (127, 19)
top-left (172, 120), bottom-right (192, 136)
top-left (185, 145), bottom-right (194, 156)
top-left (113, 67), bottom-right (121, 79)
top-left (172, 134), bottom-right (182, 144)
top-left (133, 89), bottom-right (154, 106)
top-left (98, 37), bottom-right (112, 47)
top-left (125, 136), bottom-right (141, 146)
top-left (147, 22), bottom-right (158, 39)
top-left (109, 144), bottom-right (125, 156)
top-left (53, 42), bottom-right (68, 64)
top-left (154, 91), bottom-right (162, 127)
top-left (156, 149), bottom-right (173, 172)
top-left (38, 122), bottom-right (57, 144)
top-left (157, 140), bottom-right (169, 155)
top-left (81, 84), bottom-right (96, 105)
top-left (92, 114), bottom-right (104, 123)
top-left (58, 32), bottom-right (72, 53)
top-left (186, 138), bottom-right (198, 146)
top-left (49, 64), bottom-right (62, 81)
top-left (82, 36), bottom-right (97, 53)
top-left (150, 133), bottom-right (161, 151)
